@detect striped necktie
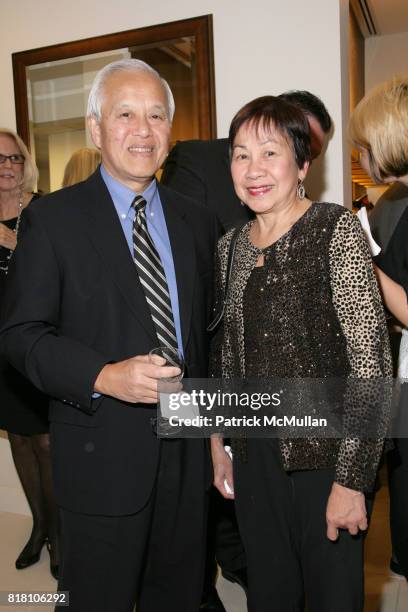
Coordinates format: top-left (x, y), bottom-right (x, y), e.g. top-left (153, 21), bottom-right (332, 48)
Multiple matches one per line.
top-left (131, 195), bottom-right (178, 350)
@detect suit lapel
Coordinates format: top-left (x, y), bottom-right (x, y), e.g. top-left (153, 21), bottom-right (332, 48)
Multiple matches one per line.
top-left (80, 171), bottom-right (158, 343)
top-left (159, 184), bottom-right (196, 351)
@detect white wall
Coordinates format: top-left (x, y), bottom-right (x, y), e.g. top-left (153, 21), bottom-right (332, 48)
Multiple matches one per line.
top-left (0, 0), bottom-right (350, 513)
top-left (365, 30), bottom-right (408, 91)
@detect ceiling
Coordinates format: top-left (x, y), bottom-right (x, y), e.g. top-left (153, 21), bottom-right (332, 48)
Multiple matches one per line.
top-left (369, 0), bottom-right (408, 35)
top-left (353, 0), bottom-right (408, 36)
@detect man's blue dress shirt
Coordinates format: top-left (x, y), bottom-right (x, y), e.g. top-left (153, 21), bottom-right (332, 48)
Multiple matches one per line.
top-left (100, 165), bottom-right (184, 355)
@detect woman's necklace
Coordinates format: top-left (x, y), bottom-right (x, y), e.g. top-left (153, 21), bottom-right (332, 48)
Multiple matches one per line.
top-left (0, 191), bottom-right (24, 275)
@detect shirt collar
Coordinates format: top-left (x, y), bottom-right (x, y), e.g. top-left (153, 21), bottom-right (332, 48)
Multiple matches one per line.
top-left (100, 164), bottom-right (158, 218)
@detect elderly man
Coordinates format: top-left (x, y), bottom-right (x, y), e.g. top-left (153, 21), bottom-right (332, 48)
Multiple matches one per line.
top-left (0, 59), bottom-right (218, 612)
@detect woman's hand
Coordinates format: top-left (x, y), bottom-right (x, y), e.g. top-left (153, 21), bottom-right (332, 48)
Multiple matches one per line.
top-left (0, 223), bottom-right (17, 250)
top-left (211, 435), bottom-right (234, 499)
top-left (326, 482), bottom-right (367, 541)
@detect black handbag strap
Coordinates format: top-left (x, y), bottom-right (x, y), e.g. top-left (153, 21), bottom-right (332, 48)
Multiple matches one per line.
top-left (207, 225), bottom-right (242, 332)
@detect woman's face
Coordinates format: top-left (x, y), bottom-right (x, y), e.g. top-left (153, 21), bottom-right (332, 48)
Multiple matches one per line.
top-left (0, 134), bottom-right (25, 194)
top-left (358, 147), bottom-right (395, 185)
top-left (230, 121), bottom-right (308, 215)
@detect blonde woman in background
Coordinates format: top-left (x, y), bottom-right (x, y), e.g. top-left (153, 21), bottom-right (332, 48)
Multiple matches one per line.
top-left (62, 147), bottom-right (101, 187)
top-left (350, 77), bottom-right (408, 327)
top-left (0, 128), bottom-right (59, 579)
top-left (350, 76), bottom-right (408, 581)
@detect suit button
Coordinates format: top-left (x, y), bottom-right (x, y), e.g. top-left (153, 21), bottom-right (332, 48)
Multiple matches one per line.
top-left (84, 442), bottom-right (95, 453)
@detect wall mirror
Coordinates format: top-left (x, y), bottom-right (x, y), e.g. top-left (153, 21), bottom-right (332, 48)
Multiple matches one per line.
top-left (12, 15), bottom-right (216, 193)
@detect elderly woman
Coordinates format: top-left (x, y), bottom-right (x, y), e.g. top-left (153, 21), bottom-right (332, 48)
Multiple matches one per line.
top-left (210, 97), bottom-right (391, 612)
top-left (350, 76), bottom-right (408, 580)
top-left (0, 128), bottom-right (58, 579)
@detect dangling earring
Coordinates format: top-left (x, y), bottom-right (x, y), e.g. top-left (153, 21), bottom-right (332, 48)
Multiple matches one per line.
top-left (297, 179), bottom-right (305, 200)
top-left (240, 200), bottom-right (246, 207)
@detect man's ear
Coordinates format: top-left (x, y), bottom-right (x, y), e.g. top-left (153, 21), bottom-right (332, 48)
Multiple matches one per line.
top-left (87, 116), bottom-right (101, 149)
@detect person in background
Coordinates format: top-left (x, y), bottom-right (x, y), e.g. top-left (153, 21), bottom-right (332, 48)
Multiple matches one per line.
top-left (351, 194), bottom-right (373, 214)
top-left (161, 89), bottom-right (332, 612)
top-left (210, 95), bottom-right (391, 612)
top-left (0, 59), bottom-right (218, 612)
top-left (369, 182), bottom-right (408, 251)
top-left (278, 89), bottom-right (331, 160)
top-left (350, 75), bottom-right (408, 580)
top-left (0, 128), bottom-right (59, 579)
top-left (62, 147), bottom-right (101, 188)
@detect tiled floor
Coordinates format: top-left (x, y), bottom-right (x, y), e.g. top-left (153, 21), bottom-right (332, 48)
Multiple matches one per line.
top-left (0, 477), bottom-right (407, 611)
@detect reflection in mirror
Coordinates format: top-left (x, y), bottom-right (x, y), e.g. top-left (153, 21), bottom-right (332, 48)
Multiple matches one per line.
top-left (27, 42), bottom-right (198, 193)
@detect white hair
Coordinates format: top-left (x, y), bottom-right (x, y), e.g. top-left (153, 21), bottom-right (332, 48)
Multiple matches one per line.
top-left (87, 58), bottom-right (175, 123)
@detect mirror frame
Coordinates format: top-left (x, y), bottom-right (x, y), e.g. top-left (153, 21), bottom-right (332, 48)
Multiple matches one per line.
top-left (12, 14), bottom-right (217, 149)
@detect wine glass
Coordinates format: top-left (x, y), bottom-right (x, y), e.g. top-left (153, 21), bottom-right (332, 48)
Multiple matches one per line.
top-left (149, 346), bottom-right (184, 437)
top-left (149, 346), bottom-right (184, 380)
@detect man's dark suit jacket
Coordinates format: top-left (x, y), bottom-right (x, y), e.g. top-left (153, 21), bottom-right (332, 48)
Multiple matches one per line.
top-left (0, 169), bottom-right (218, 516)
top-left (161, 139), bottom-right (253, 232)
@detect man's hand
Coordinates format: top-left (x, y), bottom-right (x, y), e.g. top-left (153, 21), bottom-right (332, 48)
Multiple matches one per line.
top-left (326, 482), bottom-right (367, 541)
top-left (0, 223), bottom-right (17, 250)
top-left (211, 436), bottom-right (234, 499)
top-left (94, 354), bottom-right (181, 403)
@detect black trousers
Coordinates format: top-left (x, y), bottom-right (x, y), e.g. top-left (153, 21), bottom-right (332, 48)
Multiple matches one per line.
top-left (212, 488), bottom-right (246, 571)
top-left (233, 439), bottom-right (366, 612)
top-left (202, 488), bottom-right (246, 593)
top-left (388, 437), bottom-right (408, 578)
top-left (388, 376), bottom-right (408, 578)
top-left (57, 440), bottom-right (208, 612)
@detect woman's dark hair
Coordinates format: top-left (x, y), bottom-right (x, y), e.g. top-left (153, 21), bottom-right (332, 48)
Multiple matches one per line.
top-left (229, 96), bottom-right (311, 169)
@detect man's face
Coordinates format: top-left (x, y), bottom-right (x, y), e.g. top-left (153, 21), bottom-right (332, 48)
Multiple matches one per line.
top-left (89, 69), bottom-right (171, 192)
top-left (307, 114), bottom-right (327, 160)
